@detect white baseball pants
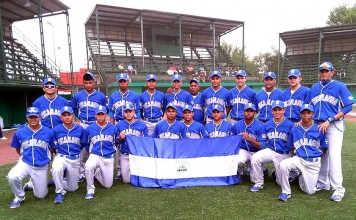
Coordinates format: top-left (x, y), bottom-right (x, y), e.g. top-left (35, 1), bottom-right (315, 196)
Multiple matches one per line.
top-left (85, 154), bottom-right (114, 192)
top-left (278, 156), bottom-right (321, 195)
top-left (251, 148), bottom-right (290, 186)
top-left (51, 154), bottom-right (80, 194)
top-left (8, 159), bottom-right (48, 200)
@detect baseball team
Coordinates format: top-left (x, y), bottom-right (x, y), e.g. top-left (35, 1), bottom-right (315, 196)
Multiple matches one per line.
top-left (6, 61), bottom-right (354, 208)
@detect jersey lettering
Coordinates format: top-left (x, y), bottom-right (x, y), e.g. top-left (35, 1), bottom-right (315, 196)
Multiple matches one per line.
top-left (41, 109), bottom-right (61, 118)
top-left (311, 94), bottom-right (338, 106)
top-left (293, 138), bottom-right (321, 150)
top-left (267, 131), bottom-right (288, 141)
top-left (22, 139), bottom-right (49, 150)
top-left (57, 136), bottom-right (81, 145)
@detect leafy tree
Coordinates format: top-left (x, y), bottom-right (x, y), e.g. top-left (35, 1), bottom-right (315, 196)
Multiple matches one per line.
top-left (252, 48), bottom-right (282, 79)
top-left (220, 41), bottom-right (259, 77)
top-left (327, 4), bottom-right (356, 25)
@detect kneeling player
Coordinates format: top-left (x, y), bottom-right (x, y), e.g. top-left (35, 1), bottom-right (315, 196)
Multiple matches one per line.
top-left (233, 103), bottom-right (266, 176)
top-left (152, 103), bottom-right (186, 139)
top-left (7, 107), bottom-right (55, 209)
top-left (276, 104), bottom-right (328, 201)
top-left (250, 101), bottom-right (294, 192)
top-left (84, 105), bottom-right (118, 200)
top-left (52, 106), bottom-right (86, 204)
top-left (116, 103), bottom-right (149, 183)
top-left (182, 104), bottom-right (208, 139)
top-left (205, 104), bottom-right (233, 138)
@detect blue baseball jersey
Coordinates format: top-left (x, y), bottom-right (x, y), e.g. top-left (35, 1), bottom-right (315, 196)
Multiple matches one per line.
top-left (202, 86), bottom-right (230, 119)
top-left (108, 90), bottom-right (141, 121)
top-left (205, 120), bottom-right (233, 138)
top-left (32, 95), bottom-right (69, 128)
top-left (164, 89), bottom-right (193, 120)
top-left (85, 122), bottom-right (118, 157)
top-left (282, 86), bottom-right (310, 122)
top-left (140, 90), bottom-right (165, 119)
top-left (232, 119), bottom-right (266, 152)
top-left (152, 120), bottom-right (187, 139)
top-left (228, 86), bottom-right (256, 120)
top-left (71, 90), bottom-right (107, 122)
top-left (116, 120), bottom-right (149, 154)
top-left (191, 92), bottom-right (205, 124)
top-left (183, 121), bottom-right (208, 139)
top-left (53, 123), bottom-right (87, 156)
top-left (288, 123), bottom-right (328, 158)
top-left (11, 125), bottom-right (55, 167)
top-left (264, 118), bottom-right (294, 154)
top-left (307, 80), bottom-right (354, 121)
top-left (255, 88), bottom-right (283, 122)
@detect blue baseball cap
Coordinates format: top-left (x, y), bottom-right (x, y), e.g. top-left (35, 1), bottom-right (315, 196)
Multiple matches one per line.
top-left (300, 104), bottom-right (314, 113)
top-left (272, 100), bottom-right (284, 109)
top-left (26, 107), bottom-right (40, 117)
top-left (319, 62), bottom-right (334, 71)
top-left (183, 104), bottom-right (193, 112)
top-left (116, 73), bottom-right (129, 81)
top-left (244, 103), bottom-right (256, 111)
top-left (212, 104), bottom-right (224, 112)
top-left (288, 69), bottom-right (301, 78)
top-left (166, 103), bottom-right (178, 111)
top-left (43, 77), bottom-right (56, 85)
top-left (60, 106), bottom-right (74, 114)
top-left (235, 70), bottom-right (247, 77)
top-left (146, 74), bottom-right (157, 81)
top-left (190, 78), bottom-right (200, 85)
top-left (123, 103), bottom-right (135, 111)
top-left (95, 105), bottom-right (107, 114)
top-left (171, 74), bottom-right (182, 82)
top-left (83, 72), bottom-right (95, 80)
top-left (210, 71), bottom-right (222, 78)
top-left (263, 72), bottom-right (276, 79)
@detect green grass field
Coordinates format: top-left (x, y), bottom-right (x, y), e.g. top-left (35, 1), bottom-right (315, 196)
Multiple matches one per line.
top-left (1, 122), bottom-right (356, 219)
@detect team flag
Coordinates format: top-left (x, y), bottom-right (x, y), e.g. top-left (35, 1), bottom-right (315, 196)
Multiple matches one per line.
top-left (126, 135), bottom-right (241, 188)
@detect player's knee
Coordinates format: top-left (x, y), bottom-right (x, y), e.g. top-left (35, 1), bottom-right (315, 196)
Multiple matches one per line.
top-left (67, 185), bottom-right (79, 192)
top-left (7, 172), bottom-right (21, 183)
top-left (102, 182), bottom-right (113, 188)
top-left (34, 190), bottom-right (48, 199)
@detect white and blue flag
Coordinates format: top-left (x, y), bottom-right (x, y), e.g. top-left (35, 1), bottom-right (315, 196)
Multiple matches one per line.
top-left (126, 135), bottom-right (241, 188)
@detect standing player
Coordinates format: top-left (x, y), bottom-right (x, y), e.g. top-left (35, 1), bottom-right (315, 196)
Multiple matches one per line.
top-left (108, 73), bottom-right (141, 180)
top-left (202, 71), bottom-right (231, 124)
top-left (32, 77), bottom-right (69, 129)
top-left (282, 69), bottom-right (310, 123)
top-left (250, 101), bottom-right (294, 192)
top-left (140, 74), bottom-right (164, 136)
top-left (84, 105), bottom-right (118, 200)
top-left (307, 62), bottom-right (354, 202)
top-left (182, 104), bottom-right (208, 139)
top-left (232, 103), bottom-right (266, 176)
top-left (229, 70), bottom-right (256, 125)
top-left (255, 72), bottom-right (283, 123)
top-left (277, 104), bottom-right (328, 201)
top-left (189, 79), bottom-right (205, 124)
top-left (116, 103), bottom-right (149, 183)
top-left (205, 104), bottom-right (233, 138)
top-left (164, 74), bottom-right (193, 121)
top-left (152, 103), bottom-right (186, 139)
top-left (52, 106), bottom-right (87, 204)
top-left (70, 72), bottom-right (107, 182)
top-left (7, 107), bottom-right (55, 209)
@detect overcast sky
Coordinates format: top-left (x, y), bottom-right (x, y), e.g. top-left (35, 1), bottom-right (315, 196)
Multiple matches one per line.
top-left (12, 0), bottom-right (356, 71)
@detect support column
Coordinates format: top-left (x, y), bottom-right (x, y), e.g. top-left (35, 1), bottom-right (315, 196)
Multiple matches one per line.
top-left (65, 10), bottom-right (74, 86)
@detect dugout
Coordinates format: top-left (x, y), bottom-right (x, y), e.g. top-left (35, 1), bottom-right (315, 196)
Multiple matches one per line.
top-left (0, 0), bottom-right (73, 127)
top-left (278, 24), bottom-right (356, 89)
top-left (84, 4), bottom-right (245, 94)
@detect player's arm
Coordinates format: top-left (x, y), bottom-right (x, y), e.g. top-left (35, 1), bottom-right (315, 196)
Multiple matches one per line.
top-left (135, 95), bottom-right (142, 119)
top-left (11, 132), bottom-right (22, 156)
top-left (226, 105), bottom-right (231, 117)
top-left (241, 132), bottom-right (262, 149)
top-left (70, 95), bottom-right (79, 118)
top-left (49, 131), bottom-right (57, 154)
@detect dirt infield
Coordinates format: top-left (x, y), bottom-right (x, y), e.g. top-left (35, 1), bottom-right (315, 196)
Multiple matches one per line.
top-left (1, 112), bottom-right (356, 167)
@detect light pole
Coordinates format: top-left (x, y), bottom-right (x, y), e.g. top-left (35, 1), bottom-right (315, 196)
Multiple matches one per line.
top-left (47, 21), bottom-right (57, 75)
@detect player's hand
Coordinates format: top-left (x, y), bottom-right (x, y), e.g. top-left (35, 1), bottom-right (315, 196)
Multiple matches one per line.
top-left (294, 121), bottom-right (302, 126)
top-left (317, 121), bottom-right (330, 133)
top-left (166, 87), bottom-right (173, 94)
top-left (119, 131), bottom-right (126, 140)
top-left (242, 132), bottom-right (249, 140)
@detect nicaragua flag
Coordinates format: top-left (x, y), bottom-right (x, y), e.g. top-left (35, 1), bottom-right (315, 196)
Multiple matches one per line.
top-left (126, 135), bottom-right (241, 188)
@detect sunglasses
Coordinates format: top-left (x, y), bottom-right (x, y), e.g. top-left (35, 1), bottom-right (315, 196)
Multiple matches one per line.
top-left (44, 85), bottom-right (56, 89)
top-left (28, 116), bottom-right (39, 119)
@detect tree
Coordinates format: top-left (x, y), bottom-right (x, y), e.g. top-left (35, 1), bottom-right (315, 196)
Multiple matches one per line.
top-left (252, 48), bottom-right (282, 79)
top-left (220, 41), bottom-right (259, 77)
top-left (327, 4), bottom-right (356, 26)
